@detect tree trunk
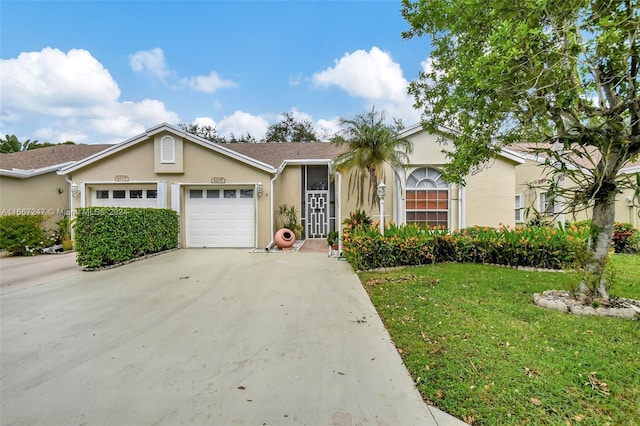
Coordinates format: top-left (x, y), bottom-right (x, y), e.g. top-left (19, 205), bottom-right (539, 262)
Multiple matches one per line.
top-left (578, 195), bottom-right (616, 298)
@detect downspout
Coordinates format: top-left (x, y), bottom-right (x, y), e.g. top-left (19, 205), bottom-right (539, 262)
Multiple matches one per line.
top-left (64, 176), bottom-right (74, 238)
top-left (266, 164), bottom-right (284, 251)
top-left (336, 170), bottom-right (343, 252)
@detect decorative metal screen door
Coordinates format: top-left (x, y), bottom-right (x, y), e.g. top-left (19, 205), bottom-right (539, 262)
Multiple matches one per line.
top-left (306, 190), bottom-right (329, 238)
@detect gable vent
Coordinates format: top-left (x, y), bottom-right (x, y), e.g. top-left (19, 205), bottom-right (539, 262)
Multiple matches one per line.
top-left (161, 136), bottom-right (175, 163)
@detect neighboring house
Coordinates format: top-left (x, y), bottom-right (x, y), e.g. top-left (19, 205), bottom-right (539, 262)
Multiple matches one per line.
top-left (509, 144), bottom-right (640, 228)
top-left (2, 122), bottom-right (528, 249)
top-left (0, 144), bottom-right (112, 228)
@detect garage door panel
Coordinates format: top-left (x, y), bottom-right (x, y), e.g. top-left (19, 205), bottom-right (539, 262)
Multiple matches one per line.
top-left (186, 188), bottom-right (255, 248)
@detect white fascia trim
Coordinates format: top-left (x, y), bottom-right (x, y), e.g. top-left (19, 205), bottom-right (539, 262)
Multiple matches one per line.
top-left (277, 159), bottom-right (332, 174)
top-left (59, 123), bottom-right (277, 175)
top-left (181, 137), bottom-right (276, 173)
top-left (399, 123), bottom-right (457, 138)
top-left (145, 123), bottom-right (276, 173)
top-left (59, 132), bottom-right (147, 174)
top-left (2, 162), bottom-right (73, 178)
top-left (170, 182), bottom-right (262, 187)
top-left (620, 165), bottom-right (640, 175)
top-left (499, 149), bottom-right (526, 164)
top-left (82, 180), bottom-right (159, 185)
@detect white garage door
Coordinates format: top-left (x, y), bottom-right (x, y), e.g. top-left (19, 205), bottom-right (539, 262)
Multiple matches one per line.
top-left (186, 188), bottom-right (255, 248)
top-left (92, 188), bottom-right (158, 208)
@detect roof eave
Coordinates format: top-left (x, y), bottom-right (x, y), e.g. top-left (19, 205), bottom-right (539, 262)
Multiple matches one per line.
top-left (2, 163), bottom-right (73, 178)
top-left (59, 123), bottom-right (277, 175)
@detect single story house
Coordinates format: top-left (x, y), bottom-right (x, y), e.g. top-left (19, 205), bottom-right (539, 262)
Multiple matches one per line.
top-left (47, 122), bottom-right (524, 249)
top-left (508, 143), bottom-right (640, 229)
top-left (0, 144), bottom-right (112, 228)
top-left (14, 122), bottom-right (637, 250)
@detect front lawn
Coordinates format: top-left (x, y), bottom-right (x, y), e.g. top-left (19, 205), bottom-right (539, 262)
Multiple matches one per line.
top-left (360, 254), bottom-right (640, 425)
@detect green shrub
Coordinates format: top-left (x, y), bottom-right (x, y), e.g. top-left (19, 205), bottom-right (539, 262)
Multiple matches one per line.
top-left (0, 214), bottom-right (48, 256)
top-left (74, 207), bottom-right (179, 268)
top-left (342, 209), bottom-right (373, 235)
top-left (611, 222), bottom-right (638, 253)
top-left (342, 221), bottom-right (591, 271)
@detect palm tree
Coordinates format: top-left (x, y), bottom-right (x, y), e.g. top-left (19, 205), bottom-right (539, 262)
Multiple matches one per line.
top-left (332, 107), bottom-right (413, 208)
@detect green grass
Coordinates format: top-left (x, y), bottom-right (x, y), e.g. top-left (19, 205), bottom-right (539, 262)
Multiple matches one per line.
top-left (360, 255), bottom-right (640, 425)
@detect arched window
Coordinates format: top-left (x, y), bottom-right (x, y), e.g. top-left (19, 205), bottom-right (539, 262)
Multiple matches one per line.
top-left (405, 167), bottom-right (449, 229)
top-left (160, 136), bottom-right (175, 163)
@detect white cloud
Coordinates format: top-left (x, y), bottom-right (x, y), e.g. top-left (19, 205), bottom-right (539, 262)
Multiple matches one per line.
top-left (288, 73), bottom-right (303, 86)
top-left (217, 111), bottom-right (270, 140)
top-left (312, 46), bottom-right (419, 124)
top-left (192, 116), bottom-right (217, 128)
top-left (181, 71), bottom-right (237, 94)
top-left (1, 47), bottom-right (179, 143)
top-left (1, 47), bottom-right (120, 117)
top-left (315, 117), bottom-right (341, 140)
top-left (287, 108), bottom-right (313, 123)
top-left (313, 46), bottom-right (409, 103)
top-left (130, 47), bottom-right (236, 94)
top-left (129, 48), bottom-right (171, 80)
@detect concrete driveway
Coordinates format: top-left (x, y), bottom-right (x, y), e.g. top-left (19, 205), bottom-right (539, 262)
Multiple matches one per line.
top-left (1, 249), bottom-right (465, 426)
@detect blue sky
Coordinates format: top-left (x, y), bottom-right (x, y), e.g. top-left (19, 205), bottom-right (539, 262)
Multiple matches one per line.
top-left (1, 1), bottom-right (431, 144)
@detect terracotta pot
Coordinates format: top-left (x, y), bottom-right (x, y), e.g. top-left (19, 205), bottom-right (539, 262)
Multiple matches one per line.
top-left (274, 228), bottom-right (296, 249)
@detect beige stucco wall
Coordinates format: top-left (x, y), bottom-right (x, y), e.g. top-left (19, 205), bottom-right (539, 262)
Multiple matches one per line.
top-left (274, 166), bottom-right (302, 233)
top-left (334, 165), bottom-right (396, 231)
top-left (67, 135), bottom-right (273, 248)
top-left (515, 159), bottom-right (638, 226)
top-left (465, 158), bottom-right (518, 227)
top-left (515, 159), bottom-right (545, 217)
top-left (615, 188), bottom-right (639, 228)
top-left (0, 173), bottom-right (71, 229)
top-left (408, 132), bottom-right (450, 165)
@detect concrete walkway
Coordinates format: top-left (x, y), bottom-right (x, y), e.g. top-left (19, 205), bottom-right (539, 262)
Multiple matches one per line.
top-left (1, 250), bottom-right (466, 426)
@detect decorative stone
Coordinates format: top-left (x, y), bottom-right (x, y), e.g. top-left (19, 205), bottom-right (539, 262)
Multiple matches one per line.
top-left (533, 293), bottom-right (569, 312)
top-left (534, 290), bottom-right (640, 320)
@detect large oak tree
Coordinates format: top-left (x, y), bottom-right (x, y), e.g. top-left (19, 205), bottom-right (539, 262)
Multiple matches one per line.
top-left (402, 0), bottom-right (639, 297)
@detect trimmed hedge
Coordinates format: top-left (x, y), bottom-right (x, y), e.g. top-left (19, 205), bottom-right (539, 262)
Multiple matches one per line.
top-left (342, 222), bottom-right (591, 271)
top-left (74, 207), bottom-right (179, 268)
top-left (0, 214), bottom-right (48, 256)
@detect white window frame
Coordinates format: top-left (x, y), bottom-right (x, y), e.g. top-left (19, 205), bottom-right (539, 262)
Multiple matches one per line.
top-left (405, 167), bottom-right (450, 229)
top-left (160, 135), bottom-right (175, 164)
top-left (538, 191), bottom-right (554, 215)
top-left (515, 193), bottom-right (524, 223)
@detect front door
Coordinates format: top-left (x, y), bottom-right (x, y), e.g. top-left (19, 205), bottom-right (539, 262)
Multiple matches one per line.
top-left (302, 165), bottom-right (334, 239)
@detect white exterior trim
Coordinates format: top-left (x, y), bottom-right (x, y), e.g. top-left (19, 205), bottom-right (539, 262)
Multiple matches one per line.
top-left (2, 162), bottom-right (73, 178)
top-left (157, 181), bottom-right (167, 208)
top-left (59, 123), bottom-right (277, 175)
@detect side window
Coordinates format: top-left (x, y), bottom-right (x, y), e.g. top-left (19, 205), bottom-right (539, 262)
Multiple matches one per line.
top-left (515, 194), bottom-right (524, 222)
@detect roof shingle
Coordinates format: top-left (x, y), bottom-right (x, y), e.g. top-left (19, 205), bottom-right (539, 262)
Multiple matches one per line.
top-left (222, 142), bottom-right (346, 168)
top-left (0, 144), bottom-right (112, 171)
